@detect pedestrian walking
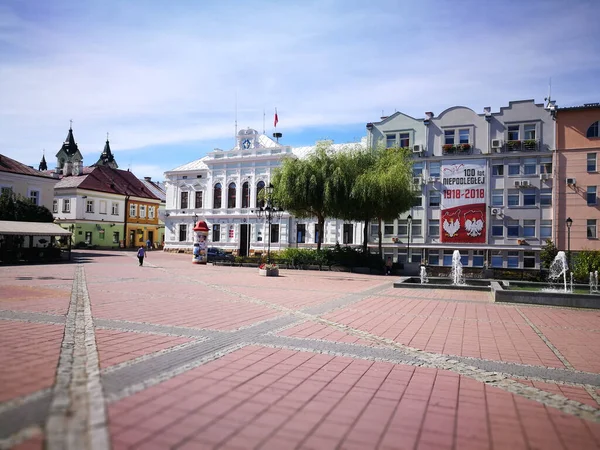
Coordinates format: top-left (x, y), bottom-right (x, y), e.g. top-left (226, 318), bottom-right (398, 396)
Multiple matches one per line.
top-left (146, 239), bottom-right (152, 250)
top-left (385, 256), bottom-right (393, 275)
top-left (137, 246), bottom-right (146, 266)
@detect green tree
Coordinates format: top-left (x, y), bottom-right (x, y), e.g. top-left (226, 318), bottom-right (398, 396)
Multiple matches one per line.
top-left (540, 239), bottom-right (559, 269)
top-left (572, 250), bottom-right (600, 283)
top-left (0, 191), bottom-right (54, 222)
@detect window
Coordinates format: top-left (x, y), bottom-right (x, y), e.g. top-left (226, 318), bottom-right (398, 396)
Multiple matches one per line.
top-left (492, 220), bottom-right (504, 237)
top-left (398, 220), bottom-right (408, 236)
top-left (429, 191), bottom-right (441, 207)
top-left (508, 163), bottom-right (520, 176)
top-left (443, 250), bottom-right (454, 266)
top-left (491, 251), bottom-right (503, 268)
top-left (411, 250), bottom-right (422, 264)
top-left (129, 204), bottom-right (136, 217)
top-left (429, 162), bottom-right (441, 178)
top-left (386, 134), bottom-right (396, 148)
top-left (508, 125), bottom-right (519, 141)
top-left (397, 250), bottom-right (407, 264)
top-left (85, 232), bottom-right (92, 245)
top-left (139, 205), bottom-right (146, 218)
top-left (1, 186), bottom-right (12, 196)
top-left (180, 191), bottom-right (188, 209)
top-left (227, 183), bottom-right (236, 209)
top-left (524, 124), bottom-right (536, 140)
top-left (314, 224), bottom-right (320, 244)
top-left (523, 219), bottom-right (536, 238)
top-left (112, 202), bottom-right (119, 215)
top-left (460, 254), bottom-right (468, 266)
top-left (86, 200), bottom-right (94, 213)
top-left (444, 130), bottom-right (455, 145)
top-left (540, 188), bottom-right (552, 206)
top-left (588, 153), bottom-right (597, 172)
top-left (213, 183), bottom-right (222, 209)
top-left (343, 224), bottom-right (353, 244)
top-left (524, 251), bottom-right (536, 268)
top-left (523, 189), bottom-right (536, 206)
top-left (507, 220), bottom-right (519, 237)
top-left (212, 224), bottom-right (220, 242)
top-left (412, 195), bottom-right (423, 207)
top-left (587, 186), bottom-right (597, 205)
top-left (63, 199), bottom-right (71, 213)
top-left (241, 182), bottom-right (249, 208)
top-left (297, 224), bottom-right (306, 243)
top-left (492, 164), bottom-right (504, 176)
top-left (149, 206), bottom-right (155, 219)
top-left (523, 158), bottom-right (537, 175)
top-left (413, 162), bottom-right (423, 177)
top-left (429, 219), bottom-right (439, 237)
top-left (112, 232), bottom-right (119, 244)
top-left (256, 181), bottom-right (265, 208)
top-left (428, 250), bottom-right (440, 265)
top-left (459, 129), bottom-right (469, 144)
top-left (370, 223), bottom-right (379, 236)
top-left (540, 157), bottom-right (552, 175)
top-left (195, 191), bottom-right (203, 209)
top-left (384, 222), bottom-right (394, 235)
top-left (28, 190), bottom-right (39, 205)
top-left (541, 220), bottom-right (552, 239)
top-left (587, 219), bottom-right (597, 239)
top-left (587, 121), bottom-right (599, 138)
top-left (53, 200), bottom-right (58, 213)
top-left (270, 224), bottom-right (279, 243)
top-left (411, 219), bottom-right (422, 236)
top-left (508, 190), bottom-right (520, 207)
top-left (179, 224), bottom-right (187, 242)
top-left (507, 251), bottom-right (519, 268)
top-left (473, 250), bottom-right (484, 267)
top-left (492, 190), bottom-right (504, 206)
top-left (399, 132), bottom-right (410, 148)
top-left (99, 200), bottom-right (107, 214)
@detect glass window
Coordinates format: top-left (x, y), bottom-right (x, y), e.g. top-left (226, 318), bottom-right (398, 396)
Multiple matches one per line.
top-left (227, 183), bottom-right (236, 208)
top-left (429, 219), bottom-right (439, 237)
top-left (139, 205), bottom-right (146, 218)
top-left (411, 219), bottom-right (422, 237)
top-left (180, 191), bottom-right (188, 209)
top-left (508, 125), bottom-right (519, 141)
top-left (112, 202), bottom-right (119, 215)
top-left (429, 191), bottom-right (441, 207)
top-left (213, 183), bottom-right (222, 209)
top-left (413, 162), bottom-right (424, 177)
top-left (212, 224), bottom-right (220, 242)
top-left (588, 220), bottom-right (597, 239)
top-left (508, 190), bottom-right (520, 206)
top-left (492, 164), bottom-right (504, 176)
top-left (492, 190), bottom-right (504, 206)
top-left (399, 133), bottom-right (410, 148)
top-left (524, 124), bottom-right (536, 140)
top-left (1, 186), bottom-right (13, 196)
top-left (540, 157), bottom-right (552, 174)
top-left (523, 219), bottom-right (536, 238)
top-left (129, 204), bottom-right (136, 217)
top-left (149, 207), bottom-right (155, 219)
top-left (29, 190), bottom-right (39, 205)
top-left (473, 250), bottom-right (484, 267)
top-left (195, 191), bottom-right (203, 209)
top-left (241, 182), bottom-right (249, 208)
top-left (410, 250), bottom-right (422, 264)
top-left (523, 189), bottom-right (536, 206)
top-left (541, 220), bottom-right (552, 239)
top-left (270, 224), bottom-right (279, 243)
top-left (99, 200), bottom-right (107, 214)
top-left (491, 251), bottom-right (503, 268)
top-left (429, 162), bottom-right (441, 178)
top-left (179, 224), bottom-right (187, 242)
top-left (587, 186), bottom-right (597, 205)
top-left (412, 195), bottom-right (423, 207)
top-left (460, 254), bottom-right (468, 266)
top-left (386, 134), bottom-right (396, 148)
top-left (112, 232), bottom-right (119, 244)
top-left (587, 121), bottom-right (599, 138)
top-left (492, 220), bottom-right (504, 237)
top-left (523, 158), bottom-right (537, 175)
top-left (507, 220), bottom-right (519, 237)
top-left (508, 164), bottom-right (520, 176)
top-left (588, 153), bottom-right (597, 172)
top-left (256, 181), bottom-right (265, 208)
top-left (63, 199), bottom-right (71, 213)
top-left (297, 224), bottom-right (306, 243)
top-left (444, 130), bottom-right (455, 145)
top-left (459, 129), bottom-right (470, 144)
top-left (53, 200), bottom-right (58, 213)
top-left (443, 250), bottom-right (454, 266)
top-left (398, 220), bottom-right (408, 236)
top-left (397, 250), bottom-right (407, 264)
top-left (384, 222), bottom-right (394, 235)
top-left (343, 224), bottom-right (353, 244)
top-left (524, 251), bottom-right (536, 268)
top-left (507, 251), bottom-right (519, 268)
top-left (370, 223), bottom-right (379, 236)
top-left (314, 224), bottom-right (320, 244)
top-left (428, 250), bottom-right (439, 265)
top-left (540, 189), bottom-right (552, 206)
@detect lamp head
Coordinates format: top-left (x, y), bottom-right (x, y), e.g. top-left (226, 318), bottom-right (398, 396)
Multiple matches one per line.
top-left (566, 217), bottom-right (573, 228)
top-left (266, 183), bottom-right (274, 196)
top-left (407, 214), bottom-right (413, 222)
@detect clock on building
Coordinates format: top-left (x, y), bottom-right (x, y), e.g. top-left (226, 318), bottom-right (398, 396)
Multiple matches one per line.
top-left (242, 139), bottom-right (251, 150)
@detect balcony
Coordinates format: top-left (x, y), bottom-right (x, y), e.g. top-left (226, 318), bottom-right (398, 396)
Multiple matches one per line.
top-left (442, 143), bottom-right (472, 155)
top-left (505, 139), bottom-right (539, 152)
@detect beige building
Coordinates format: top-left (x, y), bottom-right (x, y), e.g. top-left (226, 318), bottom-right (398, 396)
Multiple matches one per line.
top-left (0, 153), bottom-right (58, 210)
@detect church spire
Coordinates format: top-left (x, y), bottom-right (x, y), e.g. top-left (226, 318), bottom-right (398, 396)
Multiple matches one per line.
top-left (39, 150), bottom-right (47, 171)
top-left (92, 132), bottom-right (118, 168)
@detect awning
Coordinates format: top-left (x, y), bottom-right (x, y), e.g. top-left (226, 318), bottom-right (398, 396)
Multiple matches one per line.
top-left (0, 220), bottom-right (73, 236)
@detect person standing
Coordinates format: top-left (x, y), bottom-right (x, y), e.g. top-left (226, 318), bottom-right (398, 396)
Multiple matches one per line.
top-left (385, 256), bottom-right (393, 275)
top-left (146, 239), bottom-right (152, 250)
top-left (137, 246), bottom-right (146, 266)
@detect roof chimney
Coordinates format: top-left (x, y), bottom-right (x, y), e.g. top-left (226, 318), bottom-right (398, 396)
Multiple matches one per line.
top-left (144, 176), bottom-right (152, 181)
top-left (425, 112), bottom-right (434, 120)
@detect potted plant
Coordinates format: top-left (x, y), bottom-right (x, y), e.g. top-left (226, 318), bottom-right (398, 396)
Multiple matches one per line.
top-left (442, 144), bottom-right (454, 154)
top-left (507, 140), bottom-right (521, 151)
top-left (460, 143), bottom-right (471, 151)
top-left (523, 139), bottom-right (537, 150)
top-left (392, 237), bottom-right (400, 243)
top-left (259, 263), bottom-right (279, 277)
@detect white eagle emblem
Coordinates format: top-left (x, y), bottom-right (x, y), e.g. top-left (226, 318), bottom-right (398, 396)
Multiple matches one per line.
top-left (464, 210), bottom-right (485, 237)
top-left (442, 209), bottom-right (461, 238)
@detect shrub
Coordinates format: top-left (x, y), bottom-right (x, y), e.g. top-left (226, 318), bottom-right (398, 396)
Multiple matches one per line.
top-left (572, 250), bottom-right (600, 283)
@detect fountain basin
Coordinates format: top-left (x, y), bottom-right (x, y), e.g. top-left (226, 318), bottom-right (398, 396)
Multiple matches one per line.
top-left (394, 277), bottom-right (492, 291)
top-left (495, 281), bottom-right (600, 309)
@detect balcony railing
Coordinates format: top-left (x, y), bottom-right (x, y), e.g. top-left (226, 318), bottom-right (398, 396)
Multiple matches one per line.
top-left (442, 143), bottom-right (473, 155)
top-left (505, 139), bottom-right (539, 152)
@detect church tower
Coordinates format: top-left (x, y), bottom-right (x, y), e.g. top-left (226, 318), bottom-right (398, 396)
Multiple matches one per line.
top-left (55, 122), bottom-right (83, 176)
top-left (92, 134), bottom-right (119, 169)
top-left (38, 151), bottom-right (47, 171)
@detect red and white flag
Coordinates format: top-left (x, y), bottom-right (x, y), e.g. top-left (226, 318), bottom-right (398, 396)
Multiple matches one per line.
top-left (274, 108), bottom-right (279, 128)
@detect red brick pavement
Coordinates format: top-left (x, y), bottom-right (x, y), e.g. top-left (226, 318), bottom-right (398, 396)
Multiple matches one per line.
top-left (513, 379), bottom-right (600, 409)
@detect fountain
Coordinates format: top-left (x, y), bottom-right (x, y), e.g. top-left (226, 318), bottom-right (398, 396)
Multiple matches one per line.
top-left (590, 271), bottom-right (599, 294)
top-left (451, 250), bottom-right (465, 286)
top-left (420, 265), bottom-right (429, 284)
top-left (547, 251), bottom-right (570, 293)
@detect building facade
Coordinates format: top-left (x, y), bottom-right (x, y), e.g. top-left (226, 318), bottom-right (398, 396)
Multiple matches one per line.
top-left (556, 103), bottom-right (600, 252)
top-left (0, 153), bottom-right (58, 210)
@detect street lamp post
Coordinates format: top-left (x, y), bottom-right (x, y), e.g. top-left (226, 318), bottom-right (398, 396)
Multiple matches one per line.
top-left (407, 215), bottom-right (413, 264)
top-left (254, 183), bottom-right (282, 264)
top-left (566, 217), bottom-right (573, 270)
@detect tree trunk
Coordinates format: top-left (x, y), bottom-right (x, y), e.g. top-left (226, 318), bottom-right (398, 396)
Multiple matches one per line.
top-left (317, 216), bottom-right (324, 251)
top-left (377, 217), bottom-right (383, 257)
top-left (363, 215), bottom-right (369, 254)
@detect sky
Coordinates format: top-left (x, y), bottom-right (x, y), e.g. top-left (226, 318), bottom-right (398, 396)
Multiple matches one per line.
top-left (1, 0), bottom-right (599, 181)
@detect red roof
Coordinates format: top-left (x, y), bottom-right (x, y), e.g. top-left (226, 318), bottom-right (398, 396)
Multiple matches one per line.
top-left (0, 154), bottom-right (55, 179)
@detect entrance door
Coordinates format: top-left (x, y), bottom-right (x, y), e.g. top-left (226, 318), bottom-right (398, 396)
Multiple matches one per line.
top-left (129, 230), bottom-right (135, 248)
top-left (148, 231), bottom-right (154, 246)
top-left (239, 224), bottom-right (251, 257)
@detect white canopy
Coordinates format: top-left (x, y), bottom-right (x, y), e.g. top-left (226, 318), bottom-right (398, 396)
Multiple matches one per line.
top-left (0, 220), bottom-right (72, 236)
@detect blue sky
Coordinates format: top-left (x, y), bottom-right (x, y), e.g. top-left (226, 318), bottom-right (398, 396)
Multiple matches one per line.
top-left (1, 0), bottom-right (599, 180)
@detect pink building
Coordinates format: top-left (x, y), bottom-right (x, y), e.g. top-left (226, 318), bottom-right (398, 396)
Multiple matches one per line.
top-left (556, 103), bottom-right (600, 252)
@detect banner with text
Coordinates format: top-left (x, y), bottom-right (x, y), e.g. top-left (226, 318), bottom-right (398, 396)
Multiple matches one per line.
top-left (440, 159), bottom-right (486, 243)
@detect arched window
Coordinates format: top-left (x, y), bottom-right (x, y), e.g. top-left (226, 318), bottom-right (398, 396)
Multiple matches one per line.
top-left (587, 121), bottom-right (599, 138)
top-left (213, 183), bottom-right (222, 209)
top-left (256, 181), bottom-right (265, 208)
top-left (227, 182), bottom-right (236, 209)
top-left (241, 182), bottom-right (250, 208)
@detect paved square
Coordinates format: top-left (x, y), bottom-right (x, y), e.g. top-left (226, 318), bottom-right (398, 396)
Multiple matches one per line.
top-left (0, 249), bottom-right (599, 449)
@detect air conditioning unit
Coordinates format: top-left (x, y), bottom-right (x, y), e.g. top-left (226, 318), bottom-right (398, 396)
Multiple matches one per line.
top-left (491, 139), bottom-right (502, 149)
top-left (566, 177), bottom-right (576, 186)
top-left (491, 208), bottom-right (502, 216)
top-left (540, 173), bottom-right (550, 181)
top-left (412, 176), bottom-right (422, 185)
top-left (412, 144), bottom-right (423, 153)
top-left (520, 180), bottom-right (531, 187)
top-left (514, 180), bottom-right (521, 187)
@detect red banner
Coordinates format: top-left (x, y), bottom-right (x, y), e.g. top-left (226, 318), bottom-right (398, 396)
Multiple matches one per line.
top-left (441, 204), bottom-right (486, 243)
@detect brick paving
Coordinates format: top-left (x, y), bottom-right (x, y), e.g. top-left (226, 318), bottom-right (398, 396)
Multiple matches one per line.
top-left (0, 249), bottom-right (599, 449)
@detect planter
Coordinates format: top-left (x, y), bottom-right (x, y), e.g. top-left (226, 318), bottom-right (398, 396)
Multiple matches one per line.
top-left (259, 268), bottom-right (279, 277)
